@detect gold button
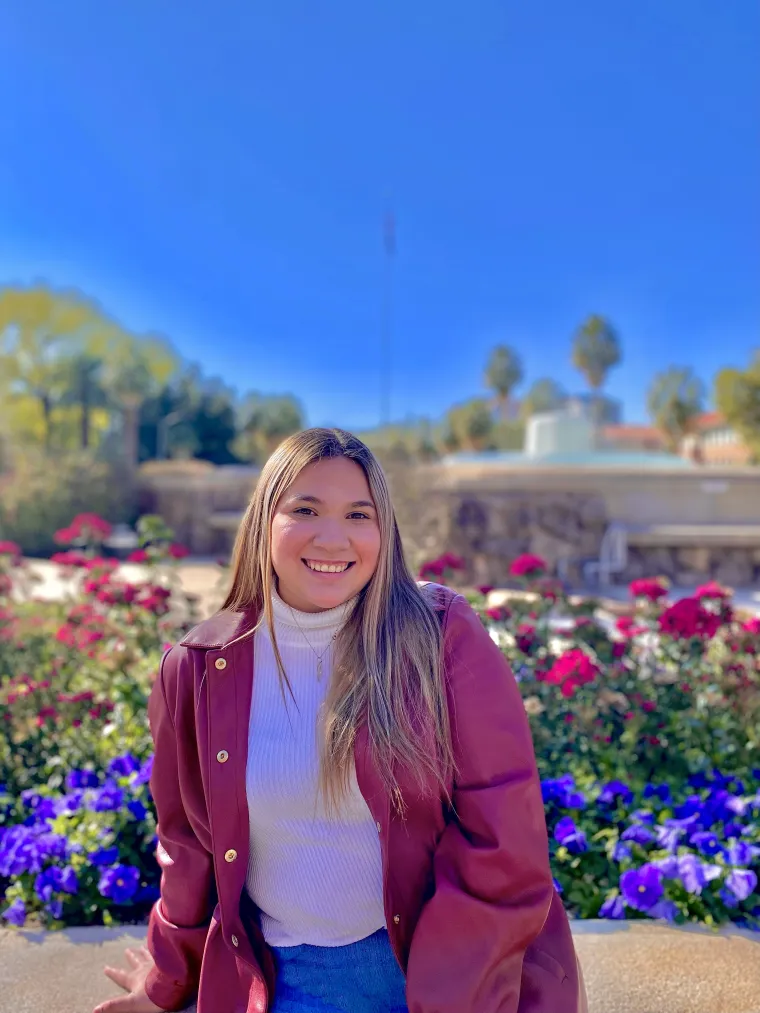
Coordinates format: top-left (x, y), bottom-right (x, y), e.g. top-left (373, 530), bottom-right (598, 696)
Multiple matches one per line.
top-left (393, 914), bottom-right (400, 925)
top-left (217, 750), bottom-right (229, 763)
top-left (376, 821), bottom-right (382, 833)
top-left (214, 658), bottom-right (227, 670)
top-left (231, 934), bottom-right (239, 948)
top-left (224, 849), bottom-right (237, 863)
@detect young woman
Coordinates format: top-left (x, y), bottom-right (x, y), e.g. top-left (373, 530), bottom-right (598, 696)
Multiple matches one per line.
top-left (95, 427), bottom-right (586, 1013)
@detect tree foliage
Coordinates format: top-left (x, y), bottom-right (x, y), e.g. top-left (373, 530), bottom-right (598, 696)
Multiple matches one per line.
top-left (520, 378), bottom-right (567, 420)
top-left (571, 315), bottom-right (621, 391)
top-left (647, 367), bottom-right (705, 451)
top-left (715, 354), bottom-right (760, 460)
top-left (484, 345), bottom-right (523, 419)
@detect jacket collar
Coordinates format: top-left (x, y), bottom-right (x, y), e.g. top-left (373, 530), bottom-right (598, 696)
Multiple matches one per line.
top-left (179, 605), bottom-right (260, 649)
top-left (178, 581), bottom-right (451, 651)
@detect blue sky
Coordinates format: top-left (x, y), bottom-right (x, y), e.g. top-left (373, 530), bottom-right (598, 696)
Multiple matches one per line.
top-left (2, 1), bottom-right (758, 429)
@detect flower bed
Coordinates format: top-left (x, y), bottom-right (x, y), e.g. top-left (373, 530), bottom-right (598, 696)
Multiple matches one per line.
top-left (1, 533), bottom-right (758, 931)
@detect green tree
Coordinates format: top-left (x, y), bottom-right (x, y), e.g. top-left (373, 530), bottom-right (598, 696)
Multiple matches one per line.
top-left (571, 315), bottom-right (621, 393)
top-left (445, 397), bottom-right (494, 451)
top-left (484, 345), bottom-right (523, 420)
top-left (235, 393), bottom-right (304, 462)
top-left (99, 328), bottom-right (178, 475)
top-left (0, 285), bottom-right (104, 450)
top-left (59, 352), bottom-right (110, 449)
top-left (519, 378), bottom-right (566, 420)
top-left (647, 366), bottom-right (705, 451)
top-left (715, 353), bottom-right (760, 460)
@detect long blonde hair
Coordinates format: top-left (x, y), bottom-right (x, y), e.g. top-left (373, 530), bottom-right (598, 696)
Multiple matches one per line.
top-left (222, 427), bottom-right (455, 810)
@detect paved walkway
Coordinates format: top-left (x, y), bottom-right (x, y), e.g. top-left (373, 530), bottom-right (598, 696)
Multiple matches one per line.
top-left (0, 922), bottom-right (758, 1013)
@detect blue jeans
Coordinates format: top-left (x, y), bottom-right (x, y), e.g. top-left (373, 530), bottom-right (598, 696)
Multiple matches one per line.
top-left (268, 929), bottom-right (409, 1013)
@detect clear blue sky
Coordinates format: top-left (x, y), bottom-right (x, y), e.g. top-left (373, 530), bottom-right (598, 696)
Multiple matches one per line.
top-left (2, 1), bottom-right (758, 429)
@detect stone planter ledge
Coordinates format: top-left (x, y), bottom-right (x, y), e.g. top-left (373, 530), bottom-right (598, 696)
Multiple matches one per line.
top-left (0, 920), bottom-right (758, 1013)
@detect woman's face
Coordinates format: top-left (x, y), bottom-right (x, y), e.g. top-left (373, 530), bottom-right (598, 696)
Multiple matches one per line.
top-left (271, 456), bottom-right (382, 613)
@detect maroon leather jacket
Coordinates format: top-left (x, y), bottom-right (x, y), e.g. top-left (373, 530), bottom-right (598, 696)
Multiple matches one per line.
top-left (144, 583), bottom-right (584, 1013)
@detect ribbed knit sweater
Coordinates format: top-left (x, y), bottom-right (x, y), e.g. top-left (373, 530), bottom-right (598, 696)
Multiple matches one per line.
top-left (245, 588), bottom-right (385, 948)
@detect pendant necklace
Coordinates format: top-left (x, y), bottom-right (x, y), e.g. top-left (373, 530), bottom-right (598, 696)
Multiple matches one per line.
top-left (288, 607), bottom-right (338, 681)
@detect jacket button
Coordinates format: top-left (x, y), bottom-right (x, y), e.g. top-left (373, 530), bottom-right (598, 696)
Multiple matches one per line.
top-left (376, 821), bottom-right (382, 833)
top-left (393, 914), bottom-right (400, 925)
top-left (217, 750), bottom-right (229, 763)
top-left (224, 849), bottom-right (238, 863)
top-left (214, 658), bottom-right (227, 670)
top-left (231, 934), bottom-right (239, 947)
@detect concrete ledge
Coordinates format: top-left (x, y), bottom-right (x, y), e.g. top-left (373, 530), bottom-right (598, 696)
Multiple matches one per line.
top-left (0, 921), bottom-right (758, 1013)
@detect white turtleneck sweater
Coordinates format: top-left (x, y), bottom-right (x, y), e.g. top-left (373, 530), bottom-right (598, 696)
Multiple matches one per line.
top-left (245, 589), bottom-right (386, 948)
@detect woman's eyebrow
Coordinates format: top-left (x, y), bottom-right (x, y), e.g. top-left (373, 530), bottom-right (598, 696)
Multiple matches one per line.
top-left (289, 494), bottom-right (375, 509)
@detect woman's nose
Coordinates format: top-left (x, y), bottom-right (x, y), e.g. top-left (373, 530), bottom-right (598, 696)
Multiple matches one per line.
top-left (311, 521), bottom-right (350, 549)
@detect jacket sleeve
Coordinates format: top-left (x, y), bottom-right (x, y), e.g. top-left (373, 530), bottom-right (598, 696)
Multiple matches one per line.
top-left (144, 648), bottom-right (215, 1013)
top-left (406, 594), bottom-right (554, 1013)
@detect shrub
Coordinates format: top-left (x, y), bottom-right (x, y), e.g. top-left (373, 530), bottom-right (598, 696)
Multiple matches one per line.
top-left (1, 540), bottom-right (758, 930)
top-left (0, 451), bottom-right (133, 557)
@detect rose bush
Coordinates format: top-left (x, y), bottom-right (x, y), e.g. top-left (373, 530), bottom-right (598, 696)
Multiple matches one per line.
top-left (0, 540), bottom-right (758, 930)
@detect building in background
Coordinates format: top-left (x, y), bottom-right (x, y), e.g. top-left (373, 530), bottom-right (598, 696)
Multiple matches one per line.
top-left (691, 412), bottom-right (752, 465)
top-left (602, 412), bottom-right (752, 465)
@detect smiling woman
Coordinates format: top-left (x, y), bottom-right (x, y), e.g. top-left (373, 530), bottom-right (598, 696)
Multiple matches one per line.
top-left (97, 427), bottom-right (584, 1013)
top-left (271, 460), bottom-right (381, 614)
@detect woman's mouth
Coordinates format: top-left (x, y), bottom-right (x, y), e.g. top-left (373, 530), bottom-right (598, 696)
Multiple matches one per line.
top-left (302, 559), bottom-right (356, 576)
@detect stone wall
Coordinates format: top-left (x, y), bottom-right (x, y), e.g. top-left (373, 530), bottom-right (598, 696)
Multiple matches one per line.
top-left (138, 463), bottom-right (259, 557)
top-left (137, 460), bottom-right (760, 586)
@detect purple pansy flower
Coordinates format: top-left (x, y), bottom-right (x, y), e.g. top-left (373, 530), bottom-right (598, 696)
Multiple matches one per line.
top-left (65, 769), bottom-right (100, 791)
top-left (723, 841), bottom-right (760, 867)
top-left (98, 864), bottom-right (140, 905)
top-left (726, 870), bottom-right (758, 903)
top-left (90, 847), bottom-right (119, 867)
top-left (554, 816), bottom-right (588, 854)
top-left (108, 754), bottom-right (141, 778)
top-left (620, 865), bottom-right (664, 912)
top-left (598, 781), bottom-right (633, 806)
top-left (89, 781), bottom-right (124, 813)
top-left (690, 831), bottom-right (721, 857)
top-left (599, 895), bottom-right (625, 920)
top-left (621, 824), bottom-right (655, 846)
top-left (2, 899), bottom-right (26, 926)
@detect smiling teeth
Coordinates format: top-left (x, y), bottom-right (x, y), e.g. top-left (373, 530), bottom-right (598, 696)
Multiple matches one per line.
top-left (306, 561), bottom-right (351, 573)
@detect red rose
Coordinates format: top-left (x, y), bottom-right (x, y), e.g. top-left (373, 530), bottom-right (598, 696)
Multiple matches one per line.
top-left (127, 548), bottom-right (149, 563)
top-left (477, 585), bottom-right (495, 596)
top-left (545, 648), bottom-right (599, 698)
top-left (629, 578), bottom-right (668, 602)
top-left (695, 580), bottom-right (731, 601)
top-left (509, 554), bottom-right (548, 578)
top-left (168, 543), bottom-right (190, 560)
top-left (485, 606), bottom-right (508, 621)
top-left (50, 550), bottom-right (89, 567)
top-left (658, 596), bottom-right (723, 640)
top-left (0, 541), bottom-right (21, 557)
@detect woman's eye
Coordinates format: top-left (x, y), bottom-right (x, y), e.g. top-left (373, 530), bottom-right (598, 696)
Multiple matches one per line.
top-left (349, 512), bottom-right (370, 520)
top-left (293, 507), bottom-right (315, 516)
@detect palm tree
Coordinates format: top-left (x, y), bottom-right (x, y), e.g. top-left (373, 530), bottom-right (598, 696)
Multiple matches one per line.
top-left (99, 329), bottom-right (178, 475)
top-left (59, 353), bottom-right (109, 449)
top-left (484, 345), bottom-right (523, 420)
top-left (647, 367), bottom-right (705, 451)
top-left (571, 315), bottom-right (621, 393)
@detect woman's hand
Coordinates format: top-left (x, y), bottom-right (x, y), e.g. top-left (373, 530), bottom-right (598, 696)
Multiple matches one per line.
top-left (93, 946), bottom-right (164, 1013)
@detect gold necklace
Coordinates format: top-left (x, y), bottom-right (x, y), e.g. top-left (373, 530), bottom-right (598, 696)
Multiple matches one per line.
top-left (288, 607), bottom-right (338, 680)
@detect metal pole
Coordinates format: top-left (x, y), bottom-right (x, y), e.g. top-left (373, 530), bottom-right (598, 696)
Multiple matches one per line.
top-left (381, 210), bottom-right (395, 427)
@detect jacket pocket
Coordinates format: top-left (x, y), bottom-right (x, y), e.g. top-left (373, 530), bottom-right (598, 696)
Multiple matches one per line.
top-left (523, 944), bottom-right (568, 983)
